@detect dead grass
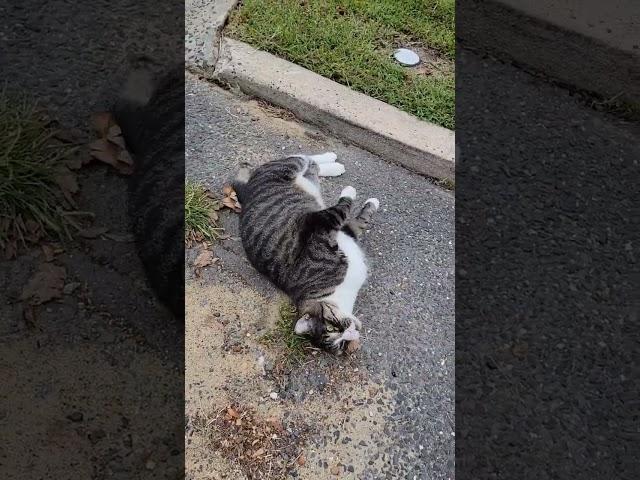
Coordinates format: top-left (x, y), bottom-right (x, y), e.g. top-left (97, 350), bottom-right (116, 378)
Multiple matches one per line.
top-left (191, 405), bottom-right (307, 479)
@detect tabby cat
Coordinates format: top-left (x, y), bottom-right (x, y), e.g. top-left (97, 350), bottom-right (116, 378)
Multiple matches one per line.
top-left (113, 60), bottom-right (184, 319)
top-left (233, 154), bottom-right (379, 353)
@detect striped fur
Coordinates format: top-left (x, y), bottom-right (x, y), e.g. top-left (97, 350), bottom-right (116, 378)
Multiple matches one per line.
top-left (114, 62), bottom-right (185, 320)
top-left (235, 155), bottom-right (378, 353)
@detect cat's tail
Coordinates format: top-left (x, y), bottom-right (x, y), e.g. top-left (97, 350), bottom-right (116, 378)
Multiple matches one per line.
top-left (231, 162), bottom-right (252, 205)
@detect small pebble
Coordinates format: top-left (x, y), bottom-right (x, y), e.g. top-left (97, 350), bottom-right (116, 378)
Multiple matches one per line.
top-left (269, 392), bottom-right (278, 400)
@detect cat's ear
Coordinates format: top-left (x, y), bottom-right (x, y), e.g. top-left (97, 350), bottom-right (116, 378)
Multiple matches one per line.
top-left (294, 314), bottom-right (315, 335)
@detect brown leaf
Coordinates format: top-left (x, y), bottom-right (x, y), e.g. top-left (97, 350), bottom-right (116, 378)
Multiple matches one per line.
top-left (118, 148), bottom-right (134, 166)
top-left (252, 448), bottom-right (265, 458)
top-left (193, 250), bottom-right (214, 269)
top-left (20, 264), bottom-right (66, 305)
top-left (297, 454), bottom-right (306, 466)
top-left (267, 417), bottom-right (284, 433)
top-left (90, 138), bottom-right (121, 166)
top-left (511, 342), bottom-right (529, 359)
top-left (53, 128), bottom-right (84, 144)
top-left (23, 304), bottom-right (36, 329)
top-left (41, 244), bottom-right (55, 262)
top-left (91, 111), bottom-right (115, 137)
top-left (346, 339), bottom-right (361, 354)
top-left (89, 139), bottom-right (133, 175)
top-left (222, 197), bottom-right (241, 213)
top-left (222, 184), bottom-right (234, 196)
top-left (226, 407), bottom-right (239, 419)
top-left (54, 169), bottom-right (79, 204)
top-left (108, 133), bottom-right (127, 150)
top-left (104, 232), bottom-right (135, 242)
top-left (78, 227), bottom-right (109, 239)
top-left (65, 151), bottom-right (84, 170)
top-left (25, 219), bottom-right (40, 234)
top-left (107, 124), bottom-right (122, 138)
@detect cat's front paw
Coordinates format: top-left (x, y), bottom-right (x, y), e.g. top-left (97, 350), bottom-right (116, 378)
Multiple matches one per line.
top-left (340, 186), bottom-right (356, 200)
top-left (365, 198), bottom-right (380, 210)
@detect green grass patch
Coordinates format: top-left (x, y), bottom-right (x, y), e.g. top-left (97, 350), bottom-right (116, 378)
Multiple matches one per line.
top-left (0, 90), bottom-right (78, 253)
top-left (227, 0), bottom-right (455, 129)
top-left (260, 301), bottom-right (310, 366)
top-left (184, 181), bottom-right (223, 246)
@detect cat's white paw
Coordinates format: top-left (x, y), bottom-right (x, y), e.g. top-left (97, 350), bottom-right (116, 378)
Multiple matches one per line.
top-left (318, 162), bottom-right (345, 177)
top-left (341, 186), bottom-right (356, 200)
top-left (365, 198), bottom-right (380, 210)
top-left (310, 152), bottom-right (338, 164)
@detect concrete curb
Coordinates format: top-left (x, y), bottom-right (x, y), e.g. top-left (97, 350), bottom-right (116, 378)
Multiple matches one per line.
top-left (185, 0), bottom-right (239, 71)
top-left (458, 0), bottom-right (640, 105)
top-left (213, 38), bottom-right (455, 181)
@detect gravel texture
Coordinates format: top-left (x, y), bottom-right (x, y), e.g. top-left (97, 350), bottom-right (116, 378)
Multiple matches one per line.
top-left (455, 48), bottom-right (639, 479)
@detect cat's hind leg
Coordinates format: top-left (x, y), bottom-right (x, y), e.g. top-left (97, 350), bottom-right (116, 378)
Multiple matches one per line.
top-left (342, 198), bottom-right (379, 239)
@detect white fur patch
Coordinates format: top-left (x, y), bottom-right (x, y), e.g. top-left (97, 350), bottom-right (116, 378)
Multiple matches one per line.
top-left (340, 186), bottom-right (356, 200)
top-left (318, 162), bottom-right (346, 177)
top-left (295, 316), bottom-right (314, 335)
top-left (307, 152), bottom-right (337, 164)
top-left (365, 198), bottom-right (380, 210)
top-left (323, 231), bottom-right (367, 316)
top-left (295, 172), bottom-right (325, 208)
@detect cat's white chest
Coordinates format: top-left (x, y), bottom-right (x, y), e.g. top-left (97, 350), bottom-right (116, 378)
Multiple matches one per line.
top-left (325, 231), bottom-right (368, 315)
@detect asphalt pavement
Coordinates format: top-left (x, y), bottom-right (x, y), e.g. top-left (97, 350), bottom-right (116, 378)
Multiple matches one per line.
top-left (186, 73), bottom-right (455, 479)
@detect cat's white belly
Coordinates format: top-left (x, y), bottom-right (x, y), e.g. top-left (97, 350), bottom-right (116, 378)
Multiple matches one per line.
top-left (324, 231), bottom-right (368, 315)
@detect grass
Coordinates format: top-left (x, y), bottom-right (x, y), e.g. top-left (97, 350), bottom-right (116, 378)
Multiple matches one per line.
top-left (260, 301), bottom-right (310, 366)
top-left (227, 0), bottom-right (455, 129)
top-left (185, 181), bottom-right (223, 246)
top-left (0, 89), bottom-right (78, 252)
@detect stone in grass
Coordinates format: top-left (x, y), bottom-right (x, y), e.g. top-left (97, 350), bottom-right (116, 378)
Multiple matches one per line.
top-left (393, 48), bottom-right (420, 66)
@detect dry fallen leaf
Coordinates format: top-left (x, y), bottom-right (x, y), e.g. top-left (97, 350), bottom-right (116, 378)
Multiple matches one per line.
top-left (346, 339), bottom-right (361, 354)
top-left (104, 232), bottom-right (135, 242)
top-left (3, 240), bottom-right (17, 260)
top-left (221, 185), bottom-right (241, 213)
top-left (297, 454), bottom-right (306, 466)
top-left (78, 227), bottom-right (109, 239)
top-left (41, 244), bottom-right (55, 262)
top-left (88, 112), bottom-right (134, 175)
top-left (226, 407), bottom-right (239, 419)
top-left (267, 417), bottom-right (284, 433)
top-left (65, 150), bottom-right (84, 170)
top-left (20, 264), bottom-right (66, 305)
top-left (91, 111), bottom-right (115, 137)
top-left (193, 250), bottom-right (214, 269)
top-left (511, 342), bottom-right (529, 359)
top-left (252, 448), bottom-right (265, 458)
top-left (54, 168), bottom-right (79, 205)
top-left (89, 139), bottom-right (133, 175)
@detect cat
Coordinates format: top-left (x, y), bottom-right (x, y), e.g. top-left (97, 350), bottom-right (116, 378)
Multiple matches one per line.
top-left (113, 59), bottom-right (184, 319)
top-left (233, 153), bottom-right (379, 354)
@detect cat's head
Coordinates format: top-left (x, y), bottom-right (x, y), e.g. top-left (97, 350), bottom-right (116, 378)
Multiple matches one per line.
top-left (294, 313), bottom-right (361, 355)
